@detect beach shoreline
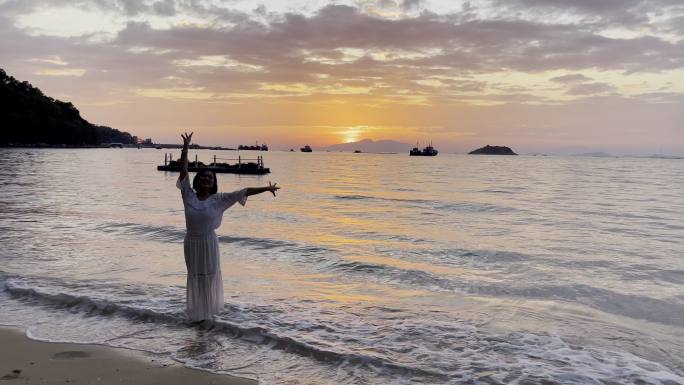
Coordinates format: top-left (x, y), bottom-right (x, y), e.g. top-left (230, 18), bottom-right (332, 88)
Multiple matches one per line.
top-left (0, 326), bottom-right (257, 385)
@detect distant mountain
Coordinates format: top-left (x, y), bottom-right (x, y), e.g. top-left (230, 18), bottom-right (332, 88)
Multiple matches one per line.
top-left (646, 154), bottom-right (683, 159)
top-left (572, 152), bottom-right (615, 158)
top-left (543, 145), bottom-right (593, 156)
top-left (0, 68), bottom-right (135, 146)
top-left (320, 138), bottom-right (412, 153)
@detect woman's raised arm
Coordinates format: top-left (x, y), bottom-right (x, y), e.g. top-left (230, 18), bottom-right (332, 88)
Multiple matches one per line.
top-left (179, 132), bottom-right (193, 182)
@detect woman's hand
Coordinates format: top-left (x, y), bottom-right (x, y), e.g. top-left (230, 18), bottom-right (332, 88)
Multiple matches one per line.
top-left (181, 132), bottom-right (193, 149)
top-left (179, 131), bottom-right (193, 181)
top-left (268, 181), bottom-right (280, 196)
top-left (245, 182), bottom-right (281, 197)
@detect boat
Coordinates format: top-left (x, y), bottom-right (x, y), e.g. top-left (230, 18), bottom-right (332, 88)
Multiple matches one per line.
top-left (409, 142), bottom-right (438, 156)
top-left (301, 145), bottom-right (312, 152)
top-left (238, 143), bottom-right (269, 151)
top-left (157, 153), bottom-right (270, 174)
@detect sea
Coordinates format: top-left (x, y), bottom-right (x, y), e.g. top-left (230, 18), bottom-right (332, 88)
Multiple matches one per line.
top-left (0, 148), bottom-right (683, 385)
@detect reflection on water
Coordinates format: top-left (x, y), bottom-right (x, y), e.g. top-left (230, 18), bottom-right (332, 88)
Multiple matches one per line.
top-left (1, 148), bottom-right (683, 384)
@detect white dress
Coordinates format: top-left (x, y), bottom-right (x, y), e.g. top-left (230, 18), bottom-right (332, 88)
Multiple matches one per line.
top-left (177, 175), bottom-right (248, 321)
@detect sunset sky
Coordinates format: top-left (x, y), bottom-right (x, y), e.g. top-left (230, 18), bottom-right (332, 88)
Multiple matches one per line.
top-left (1, 0), bottom-right (683, 154)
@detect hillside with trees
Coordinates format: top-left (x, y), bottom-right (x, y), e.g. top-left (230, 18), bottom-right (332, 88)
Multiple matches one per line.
top-left (0, 68), bottom-right (135, 146)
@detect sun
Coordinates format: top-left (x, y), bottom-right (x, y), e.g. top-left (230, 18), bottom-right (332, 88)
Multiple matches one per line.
top-left (344, 131), bottom-right (359, 143)
top-left (342, 125), bottom-right (368, 143)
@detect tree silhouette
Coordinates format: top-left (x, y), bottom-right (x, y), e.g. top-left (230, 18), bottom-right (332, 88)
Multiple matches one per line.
top-left (0, 68), bottom-right (135, 146)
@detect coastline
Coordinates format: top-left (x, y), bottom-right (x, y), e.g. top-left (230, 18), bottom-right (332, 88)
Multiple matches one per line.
top-left (0, 326), bottom-right (257, 385)
top-left (0, 144), bottom-right (237, 150)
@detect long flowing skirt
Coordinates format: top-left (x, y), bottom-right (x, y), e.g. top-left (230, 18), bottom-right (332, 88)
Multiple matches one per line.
top-left (183, 233), bottom-right (224, 321)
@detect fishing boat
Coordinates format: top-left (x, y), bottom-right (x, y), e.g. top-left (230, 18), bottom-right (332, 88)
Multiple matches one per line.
top-left (409, 142), bottom-right (438, 156)
top-left (157, 153), bottom-right (270, 174)
top-left (237, 142), bottom-right (269, 151)
top-left (301, 145), bottom-right (312, 152)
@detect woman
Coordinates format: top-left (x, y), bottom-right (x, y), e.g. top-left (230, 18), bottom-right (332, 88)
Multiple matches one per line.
top-left (177, 132), bottom-right (279, 323)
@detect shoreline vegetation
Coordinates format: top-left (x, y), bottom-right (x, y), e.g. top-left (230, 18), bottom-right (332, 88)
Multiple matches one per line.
top-left (0, 326), bottom-right (256, 385)
top-left (0, 143), bottom-right (236, 150)
top-left (1, 68), bottom-right (136, 147)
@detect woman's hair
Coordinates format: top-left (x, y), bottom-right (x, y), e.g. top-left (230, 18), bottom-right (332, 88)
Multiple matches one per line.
top-left (192, 169), bottom-right (218, 195)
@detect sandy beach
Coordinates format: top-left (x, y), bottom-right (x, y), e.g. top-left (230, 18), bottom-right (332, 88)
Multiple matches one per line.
top-left (0, 327), bottom-right (257, 385)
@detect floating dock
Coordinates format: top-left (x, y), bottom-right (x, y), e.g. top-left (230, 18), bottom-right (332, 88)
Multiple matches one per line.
top-left (157, 153), bottom-right (270, 174)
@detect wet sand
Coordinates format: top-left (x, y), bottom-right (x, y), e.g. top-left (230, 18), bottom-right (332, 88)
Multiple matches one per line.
top-left (0, 327), bottom-right (257, 385)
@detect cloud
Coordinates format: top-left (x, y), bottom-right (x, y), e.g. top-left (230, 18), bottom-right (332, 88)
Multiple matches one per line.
top-left (1, 0), bottom-right (682, 110)
top-left (117, 0), bottom-right (148, 15)
top-left (401, 0), bottom-right (423, 10)
top-left (668, 14), bottom-right (684, 33)
top-left (152, 0), bottom-right (176, 16)
top-left (566, 82), bottom-right (616, 95)
top-left (503, 0), bottom-right (643, 13)
top-left (633, 91), bottom-right (684, 103)
top-left (550, 74), bottom-right (593, 83)
top-left (493, 0), bottom-right (669, 27)
top-left (107, 4), bottom-right (684, 76)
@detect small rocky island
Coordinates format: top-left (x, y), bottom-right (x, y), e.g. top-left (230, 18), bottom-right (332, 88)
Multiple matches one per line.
top-left (468, 145), bottom-right (518, 155)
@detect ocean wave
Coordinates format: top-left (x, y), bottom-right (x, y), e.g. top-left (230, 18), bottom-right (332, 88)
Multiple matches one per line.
top-left (3, 281), bottom-right (683, 385)
top-left (435, 202), bottom-right (514, 212)
top-left (333, 194), bottom-right (515, 213)
top-left (4, 281), bottom-right (184, 323)
top-left (93, 222), bottom-right (185, 242)
top-left (93, 222), bottom-right (307, 251)
top-left (325, 259), bottom-right (684, 327)
top-left (2, 275), bottom-right (683, 384)
top-left (477, 188), bottom-right (524, 194)
top-left (62, 221), bottom-right (684, 326)
top-left (1, 279), bottom-right (444, 381)
top-left (421, 247), bottom-right (535, 264)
